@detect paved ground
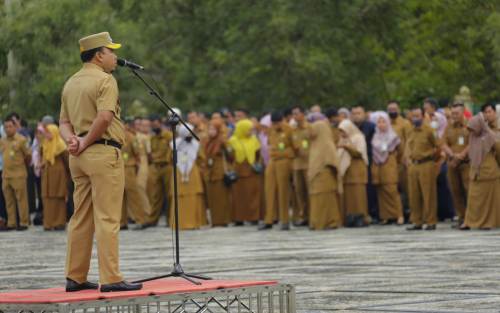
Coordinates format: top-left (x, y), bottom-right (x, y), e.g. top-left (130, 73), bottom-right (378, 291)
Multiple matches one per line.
top-left (2, 221), bottom-right (500, 312)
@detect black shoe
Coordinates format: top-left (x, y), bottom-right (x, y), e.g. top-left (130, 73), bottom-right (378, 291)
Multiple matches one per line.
top-left (459, 225), bottom-right (470, 231)
top-left (249, 221), bottom-right (259, 226)
top-left (233, 221), bottom-right (244, 226)
top-left (258, 224), bottom-right (272, 231)
top-left (16, 226), bottom-right (28, 231)
top-left (406, 225), bottom-right (423, 231)
top-left (66, 278), bottom-right (99, 292)
top-left (120, 225), bottom-right (129, 230)
top-left (54, 225), bottom-right (66, 231)
top-left (293, 221), bottom-right (308, 227)
top-left (280, 223), bottom-right (290, 231)
top-left (0, 225), bottom-right (15, 232)
top-left (100, 281), bottom-right (143, 292)
top-left (424, 224), bottom-right (436, 231)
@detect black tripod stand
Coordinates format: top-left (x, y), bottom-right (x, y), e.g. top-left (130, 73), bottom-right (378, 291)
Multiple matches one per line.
top-left (128, 68), bottom-right (211, 285)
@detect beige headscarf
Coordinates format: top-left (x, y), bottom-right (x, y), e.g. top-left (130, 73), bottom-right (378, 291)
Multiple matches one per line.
top-left (308, 120), bottom-right (340, 182)
top-left (468, 113), bottom-right (497, 178)
top-left (337, 119), bottom-right (368, 177)
top-left (42, 124), bottom-right (67, 165)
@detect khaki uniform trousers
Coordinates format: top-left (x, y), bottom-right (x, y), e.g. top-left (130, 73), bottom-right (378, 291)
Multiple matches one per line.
top-left (293, 169), bottom-right (309, 222)
top-left (447, 162), bottom-right (469, 220)
top-left (121, 166), bottom-right (148, 226)
top-left (408, 161), bottom-right (437, 225)
top-left (264, 159), bottom-right (292, 225)
top-left (146, 163), bottom-right (171, 225)
top-left (65, 145), bottom-right (124, 285)
top-left (3, 177), bottom-right (29, 228)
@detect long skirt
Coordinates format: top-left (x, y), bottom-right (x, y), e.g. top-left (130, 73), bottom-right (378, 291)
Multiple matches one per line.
top-left (206, 180), bottom-right (231, 226)
top-left (170, 194), bottom-right (205, 230)
top-left (343, 183), bottom-right (369, 221)
top-left (377, 184), bottom-right (403, 220)
top-left (464, 179), bottom-right (500, 229)
top-left (309, 191), bottom-right (341, 230)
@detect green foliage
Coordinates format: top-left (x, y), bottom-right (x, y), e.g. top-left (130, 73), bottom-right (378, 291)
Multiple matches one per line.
top-left (2, 0), bottom-right (500, 121)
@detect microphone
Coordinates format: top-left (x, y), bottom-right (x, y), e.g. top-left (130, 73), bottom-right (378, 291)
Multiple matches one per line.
top-left (117, 58), bottom-right (144, 70)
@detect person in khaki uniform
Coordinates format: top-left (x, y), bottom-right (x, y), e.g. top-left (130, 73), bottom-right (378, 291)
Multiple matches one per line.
top-left (387, 100), bottom-right (412, 214)
top-left (0, 119), bottom-right (31, 231)
top-left (337, 119), bottom-right (369, 226)
top-left (120, 120), bottom-right (149, 230)
top-left (203, 119), bottom-right (231, 226)
top-left (370, 112), bottom-right (404, 225)
top-left (325, 108), bottom-right (342, 144)
top-left (259, 111), bottom-right (295, 231)
top-left (460, 112), bottom-right (500, 230)
top-left (146, 115), bottom-right (172, 226)
top-left (442, 103), bottom-right (469, 226)
top-left (40, 120), bottom-right (69, 231)
top-left (308, 120), bottom-right (342, 230)
top-left (291, 106), bottom-right (310, 226)
top-left (405, 108), bottom-right (439, 231)
top-left (59, 32), bottom-right (142, 292)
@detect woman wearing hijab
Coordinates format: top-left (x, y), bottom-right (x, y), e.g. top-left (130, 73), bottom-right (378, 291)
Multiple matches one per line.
top-left (203, 118), bottom-right (231, 226)
top-left (40, 122), bottom-right (69, 231)
top-left (228, 119), bottom-right (262, 225)
top-left (337, 119), bottom-right (369, 226)
top-left (170, 123), bottom-right (207, 230)
top-left (370, 112), bottom-right (404, 225)
top-left (460, 113), bottom-right (500, 230)
top-left (308, 120), bottom-right (342, 230)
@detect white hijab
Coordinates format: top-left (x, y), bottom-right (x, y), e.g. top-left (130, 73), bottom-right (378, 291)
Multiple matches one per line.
top-left (337, 119), bottom-right (368, 177)
top-left (171, 123), bottom-right (199, 182)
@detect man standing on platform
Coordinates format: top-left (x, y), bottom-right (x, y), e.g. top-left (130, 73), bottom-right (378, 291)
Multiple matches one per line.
top-left (146, 115), bottom-right (172, 226)
top-left (406, 107), bottom-right (439, 231)
top-left (291, 106), bottom-right (310, 226)
top-left (59, 32), bottom-right (142, 292)
top-left (351, 105), bottom-right (378, 223)
top-left (442, 102), bottom-right (469, 227)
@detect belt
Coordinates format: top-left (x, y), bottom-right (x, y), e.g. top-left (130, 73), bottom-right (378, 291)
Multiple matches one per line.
top-left (153, 162), bottom-right (169, 166)
top-left (412, 156), bottom-right (434, 164)
top-left (78, 132), bottom-right (122, 150)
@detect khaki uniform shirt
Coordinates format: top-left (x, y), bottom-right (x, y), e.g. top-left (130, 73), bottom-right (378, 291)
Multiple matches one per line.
top-left (444, 121), bottom-right (469, 154)
top-left (291, 122), bottom-right (311, 170)
top-left (150, 130), bottom-right (173, 164)
top-left (407, 125), bottom-right (438, 161)
top-left (60, 63), bottom-right (125, 144)
top-left (1, 133), bottom-right (31, 178)
top-left (268, 124), bottom-right (295, 161)
top-left (391, 116), bottom-right (412, 146)
top-left (122, 130), bottom-right (143, 167)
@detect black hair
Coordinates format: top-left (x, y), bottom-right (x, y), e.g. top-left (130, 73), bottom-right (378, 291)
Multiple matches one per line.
top-left (283, 107), bottom-right (293, 117)
top-left (325, 107), bottom-right (338, 118)
top-left (411, 107), bottom-right (424, 115)
top-left (80, 47), bottom-right (104, 63)
top-left (351, 104), bottom-right (365, 111)
top-left (387, 100), bottom-right (400, 106)
top-left (451, 102), bottom-right (465, 109)
top-left (3, 118), bottom-right (15, 125)
top-left (5, 112), bottom-right (20, 121)
top-left (481, 103), bottom-right (496, 113)
top-left (271, 111), bottom-right (283, 123)
top-left (292, 105), bottom-right (305, 113)
top-left (20, 119), bottom-right (28, 128)
top-left (235, 108), bottom-right (250, 115)
top-left (149, 114), bottom-right (161, 122)
top-left (423, 97), bottom-right (438, 109)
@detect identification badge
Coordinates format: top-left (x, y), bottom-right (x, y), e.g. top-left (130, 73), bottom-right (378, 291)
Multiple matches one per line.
top-left (458, 136), bottom-right (465, 146)
top-left (123, 152), bottom-right (129, 161)
top-left (381, 143), bottom-right (388, 152)
top-left (180, 154), bottom-right (188, 163)
top-left (8, 150), bottom-right (14, 158)
top-left (301, 140), bottom-right (309, 149)
top-left (278, 142), bottom-right (285, 151)
top-left (208, 158), bottom-right (214, 167)
top-left (430, 120), bottom-right (438, 129)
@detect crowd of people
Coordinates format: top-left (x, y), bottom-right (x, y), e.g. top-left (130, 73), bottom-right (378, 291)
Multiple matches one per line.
top-left (1, 97), bottom-right (499, 232)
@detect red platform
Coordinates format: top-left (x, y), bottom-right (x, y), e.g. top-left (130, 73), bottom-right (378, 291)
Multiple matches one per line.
top-left (0, 279), bottom-right (277, 304)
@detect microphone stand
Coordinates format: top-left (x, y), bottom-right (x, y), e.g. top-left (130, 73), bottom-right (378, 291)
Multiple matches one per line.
top-left (128, 68), bottom-right (211, 285)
